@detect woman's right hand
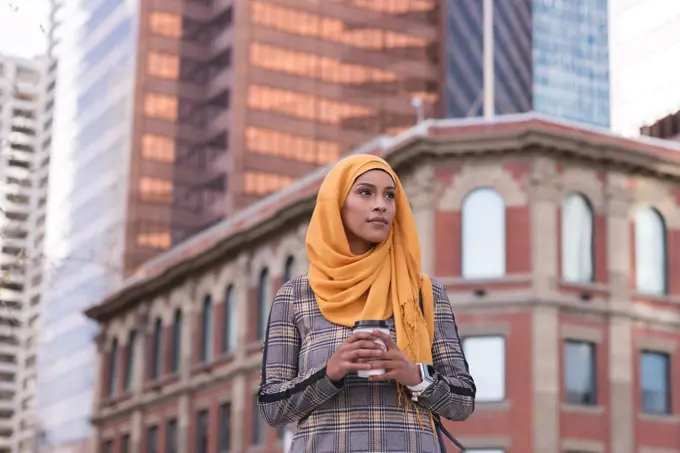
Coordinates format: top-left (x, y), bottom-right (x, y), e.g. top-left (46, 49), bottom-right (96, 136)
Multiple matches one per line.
top-left (326, 332), bottom-right (384, 382)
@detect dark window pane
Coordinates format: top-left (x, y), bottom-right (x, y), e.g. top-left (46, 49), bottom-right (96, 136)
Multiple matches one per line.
top-left (166, 419), bottom-right (177, 453)
top-left (257, 269), bottom-right (270, 340)
top-left (171, 309), bottom-right (182, 372)
top-left (641, 351), bottom-right (670, 414)
top-left (200, 296), bottom-right (213, 362)
top-left (121, 435), bottom-right (130, 453)
top-left (196, 410), bottom-right (209, 453)
top-left (108, 340), bottom-right (118, 396)
top-left (222, 286), bottom-right (237, 353)
top-left (219, 402), bottom-right (231, 452)
top-left (251, 394), bottom-right (265, 445)
top-left (564, 340), bottom-right (596, 405)
top-left (147, 425), bottom-right (158, 453)
top-left (125, 330), bottom-right (136, 390)
top-left (152, 318), bottom-right (163, 378)
top-left (283, 255), bottom-right (295, 283)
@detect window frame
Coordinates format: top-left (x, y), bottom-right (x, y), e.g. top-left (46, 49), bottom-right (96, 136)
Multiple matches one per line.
top-left (257, 268), bottom-right (270, 340)
top-left (151, 318), bottom-right (163, 379)
top-left (200, 295), bottom-right (214, 363)
top-left (563, 339), bottom-right (597, 406)
top-left (461, 187), bottom-right (506, 279)
top-left (170, 309), bottom-right (182, 373)
top-left (561, 193), bottom-right (595, 283)
top-left (124, 330), bottom-right (136, 391)
top-left (461, 335), bottom-right (506, 403)
top-left (640, 349), bottom-right (672, 415)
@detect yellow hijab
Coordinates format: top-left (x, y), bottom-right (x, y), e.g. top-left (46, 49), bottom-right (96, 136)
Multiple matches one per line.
top-left (306, 154), bottom-right (436, 371)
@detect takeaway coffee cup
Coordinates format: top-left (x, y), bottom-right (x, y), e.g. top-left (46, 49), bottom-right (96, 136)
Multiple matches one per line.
top-left (353, 320), bottom-right (389, 378)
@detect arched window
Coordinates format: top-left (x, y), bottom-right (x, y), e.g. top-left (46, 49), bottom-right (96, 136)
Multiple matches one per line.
top-left (170, 309), bottom-right (182, 373)
top-left (151, 318), bottom-right (163, 379)
top-left (108, 339), bottom-right (118, 397)
top-left (635, 207), bottom-right (667, 294)
top-left (124, 330), bottom-right (136, 391)
top-left (562, 193), bottom-right (594, 282)
top-left (461, 188), bottom-right (506, 279)
top-left (222, 285), bottom-right (237, 353)
top-left (200, 295), bottom-right (213, 362)
top-left (283, 255), bottom-right (295, 283)
top-left (257, 268), bottom-right (270, 340)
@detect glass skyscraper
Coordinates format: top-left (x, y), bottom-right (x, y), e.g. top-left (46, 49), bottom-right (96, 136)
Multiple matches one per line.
top-left (445, 0), bottom-right (610, 128)
top-left (36, 0), bottom-right (139, 451)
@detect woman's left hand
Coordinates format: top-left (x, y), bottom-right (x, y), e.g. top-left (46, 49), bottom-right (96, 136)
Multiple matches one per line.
top-left (367, 330), bottom-right (422, 386)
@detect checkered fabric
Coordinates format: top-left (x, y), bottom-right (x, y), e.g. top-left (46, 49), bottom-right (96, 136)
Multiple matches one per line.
top-left (258, 274), bottom-right (476, 453)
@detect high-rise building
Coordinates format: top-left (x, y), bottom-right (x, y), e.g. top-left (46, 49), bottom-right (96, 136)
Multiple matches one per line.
top-left (37, 1), bottom-right (440, 452)
top-left (0, 54), bottom-right (47, 453)
top-left (444, 0), bottom-right (610, 127)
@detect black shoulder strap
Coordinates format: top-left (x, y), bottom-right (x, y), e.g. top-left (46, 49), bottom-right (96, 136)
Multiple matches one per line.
top-left (419, 289), bottom-right (467, 452)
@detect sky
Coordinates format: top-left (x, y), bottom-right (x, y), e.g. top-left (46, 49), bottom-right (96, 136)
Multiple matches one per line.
top-left (0, 0), bottom-right (49, 59)
top-left (609, 0), bottom-right (680, 135)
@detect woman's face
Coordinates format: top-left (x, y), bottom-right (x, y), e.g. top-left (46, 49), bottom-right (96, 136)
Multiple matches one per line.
top-left (341, 169), bottom-right (396, 255)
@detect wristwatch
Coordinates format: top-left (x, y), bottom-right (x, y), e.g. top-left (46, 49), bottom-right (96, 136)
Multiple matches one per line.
top-left (407, 363), bottom-right (435, 401)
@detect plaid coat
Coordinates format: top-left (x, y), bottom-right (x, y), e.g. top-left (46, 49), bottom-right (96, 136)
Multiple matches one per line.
top-left (258, 274), bottom-right (476, 453)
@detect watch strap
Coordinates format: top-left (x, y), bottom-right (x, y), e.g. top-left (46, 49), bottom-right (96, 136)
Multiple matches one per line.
top-left (407, 363), bottom-right (435, 394)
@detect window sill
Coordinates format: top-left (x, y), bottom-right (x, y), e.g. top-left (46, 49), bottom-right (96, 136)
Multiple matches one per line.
top-left (144, 373), bottom-right (180, 392)
top-left (637, 413), bottom-right (679, 424)
top-left (214, 351), bottom-right (236, 366)
top-left (632, 292), bottom-right (680, 305)
top-left (558, 280), bottom-right (608, 291)
top-left (562, 403), bottom-right (603, 415)
top-left (247, 341), bottom-right (264, 354)
top-left (475, 400), bottom-right (511, 412)
top-left (104, 391), bottom-right (133, 406)
top-left (191, 361), bottom-right (214, 376)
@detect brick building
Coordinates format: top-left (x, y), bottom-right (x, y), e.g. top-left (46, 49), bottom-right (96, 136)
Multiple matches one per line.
top-left (85, 114), bottom-right (680, 453)
top-left (640, 110), bottom-right (680, 141)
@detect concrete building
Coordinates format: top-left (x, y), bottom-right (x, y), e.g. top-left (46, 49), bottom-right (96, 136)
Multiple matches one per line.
top-left (0, 55), bottom-right (48, 453)
top-left (86, 114), bottom-right (680, 453)
top-left (13, 53), bottom-right (53, 453)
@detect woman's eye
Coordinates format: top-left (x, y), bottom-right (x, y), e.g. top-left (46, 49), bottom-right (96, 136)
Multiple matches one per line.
top-left (385, 192), bottom-right (395, 199)
top-left (358, 189), bottom-right (371, 196)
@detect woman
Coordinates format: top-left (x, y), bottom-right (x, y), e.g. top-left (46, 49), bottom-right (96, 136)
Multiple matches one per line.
top-left (258, 154), bottom-right (475, 452)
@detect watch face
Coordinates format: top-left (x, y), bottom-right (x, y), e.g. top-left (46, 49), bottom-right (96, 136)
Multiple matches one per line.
top-left (421, 364), bottom-right (434, 381)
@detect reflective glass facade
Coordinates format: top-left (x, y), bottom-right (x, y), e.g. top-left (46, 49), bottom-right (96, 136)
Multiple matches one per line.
top-left (239, 0), bottom-right (440, 208)
top-left (445, 0), bottom-right (610, 128)
top-left (533, 0), bottom-right (610, 128)
top-left (37, 0), bottom-right (139, 450)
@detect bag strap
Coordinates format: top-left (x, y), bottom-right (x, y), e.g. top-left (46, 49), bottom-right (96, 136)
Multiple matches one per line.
top-left (419, 290), bottom-right (467, 452)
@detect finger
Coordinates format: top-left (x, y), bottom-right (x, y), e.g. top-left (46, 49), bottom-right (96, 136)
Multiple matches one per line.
top-left (372, 330), bottom-right (397, 349)
top-left (345, 332), bottom-right (376, 343)
top-left (344, 348), bottom-right (383, 361)
top-left (343, 340), bottom-right (381, 352)
top-left (379, 349), bottom-right (402, 360)
top-left (368, 371), bottom-right (397, 382)
top-left (344, 362), bottom-right (372, 371)
top-left (367, 360), bottom-right (400, 370)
